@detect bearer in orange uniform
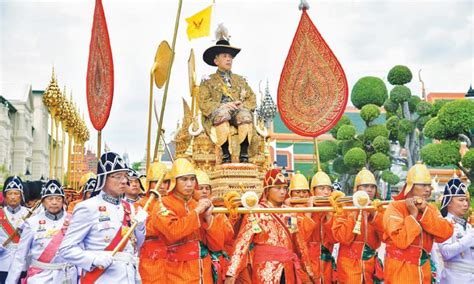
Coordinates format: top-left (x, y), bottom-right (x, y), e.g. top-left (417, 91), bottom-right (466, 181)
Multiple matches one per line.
top-left (288, 172), bottom-right (311, 199)
top-left (304, 170), bottom-right (338, 284)
top-left (383, 162), bottom-right (454, 284)
top-left (152, 158), bottom-right (226, 283)
top-left (288, 172), bottom-right (316, 283)
top-left (135, 161), bottom-right (170, 284)
top-left (225, 168), bottom-right (313, 284)
top-left (332, 168), bottom-right (384, 284)
top-left (194, 170), bottom-right (235, 283)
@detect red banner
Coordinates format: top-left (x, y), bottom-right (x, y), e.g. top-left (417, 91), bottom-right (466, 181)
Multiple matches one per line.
top-left (277, 9), bottom-right (348, 137)
top-left (86, 0), bottom-right (114, 131)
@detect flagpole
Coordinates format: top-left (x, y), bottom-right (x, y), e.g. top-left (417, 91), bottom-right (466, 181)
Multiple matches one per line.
top-left (97, 130), bottom-right (102, 158)
top-left (314, 137), bottom-right (321, 171)
top-left (49, 113), bottom-right (54, 179)
top-left (146, 64), bottom-right (156, 171)
top-left (155, 0), bottom-right (184, 150)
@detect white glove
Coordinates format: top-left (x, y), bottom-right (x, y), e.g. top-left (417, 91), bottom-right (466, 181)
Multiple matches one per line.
top-left (134, 207), bottom-right (148, 226)
top-left (92, 254), bottom-right (113, 269)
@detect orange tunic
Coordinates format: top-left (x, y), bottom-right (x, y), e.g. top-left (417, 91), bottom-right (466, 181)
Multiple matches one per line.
top-left (383, 201), bottom-right (454, 284)
top-left (226, 202), bottom-right (312, 284)
top-left (299, 212), bottom-right (337, 284)
top-left (135, 196), bottom-right (167, 284)
top-left (211, 213), bottom-right (235, 283)
top-left (152, 193), bottom-right (226, 284)
top-left (332, 210), bottom-right (384, 284)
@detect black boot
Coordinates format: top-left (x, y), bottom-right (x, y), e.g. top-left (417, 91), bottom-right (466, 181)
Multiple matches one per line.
top-left (239, 139), bottom-right (249, 163)
top-left (221, 142), bottom-right (231, 164)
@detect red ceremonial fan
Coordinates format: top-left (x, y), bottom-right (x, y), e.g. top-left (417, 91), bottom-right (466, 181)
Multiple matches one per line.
top-left (277, 7), bottom-right (348, 137)
top-left (86, 0), bottom-right (114, 132)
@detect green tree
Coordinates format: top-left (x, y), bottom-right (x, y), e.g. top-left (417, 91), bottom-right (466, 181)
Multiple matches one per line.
top-left (384, 65), bottom-right (434, 168)
top-left (132, 162), bottom-right (142, 171)
top-left (421, 99), bottom-right (474, 196)
top-left (351, 77), bottom-right (388, 109)
top-left (316, 65), bottom-right (433, 196)
top-left (317, 77), bottom-right (393, 194)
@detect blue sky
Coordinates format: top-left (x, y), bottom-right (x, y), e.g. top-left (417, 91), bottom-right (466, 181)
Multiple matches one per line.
top-left (1, 0), bottom-right (473, 164)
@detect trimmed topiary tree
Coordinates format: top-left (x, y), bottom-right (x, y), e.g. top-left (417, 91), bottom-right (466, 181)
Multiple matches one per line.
top-left (387, 65), bottom-right (413, 85)
top-left (343, 148), bottom-right (367, 169)
top-left (360, 104), bottom-right (381, 126)
top-left (337, 125), bottom-right (356, 140)
top-left (373, 136), bottom-right (390, 153)
top-left (421, 99), bottom-right (474, 189)
top-left (384, 65), bottom-right (433, 168)
top-left (351, 77), bottom-right (388, 109)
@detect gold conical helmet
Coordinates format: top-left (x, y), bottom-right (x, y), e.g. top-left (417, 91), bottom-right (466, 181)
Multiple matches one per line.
top-left (147, 161), bottom-right (168, 182)
top-left (289, 171), bottom-right (309, 193)
top-left (403, 161), bottom-right (431, 196)
top-left (169, 158), bottom-right (196, 191)
top-left (146, 161), bottom-right (168, 192)
top-left (310, 170), bottom-right (332, 189)
top-left (353, 167), bottom-right (376, 192)
top-left (196, 169), bottom-right (211, 186)
top-left (79, 172), bottom-right (96, 192)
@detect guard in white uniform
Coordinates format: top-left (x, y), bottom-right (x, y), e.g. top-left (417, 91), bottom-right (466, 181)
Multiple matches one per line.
top-left (0, 176), bottom-right (29, 282)
top-left (123, 169), bottom-right (143, 204)
top-left (438, 178), bottom-right (473, 283)
top-left (59, 152), bottom-right (148, 284)
top-left (6, 179), bottom-right (78, 284)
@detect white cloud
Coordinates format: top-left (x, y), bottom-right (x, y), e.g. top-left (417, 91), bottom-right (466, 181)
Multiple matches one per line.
top-left (1, 0), bottom-right (472, 164)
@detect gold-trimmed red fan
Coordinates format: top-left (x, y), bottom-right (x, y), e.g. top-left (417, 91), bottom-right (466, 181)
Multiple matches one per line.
top-left (277, 4), bottom-right (348, 138)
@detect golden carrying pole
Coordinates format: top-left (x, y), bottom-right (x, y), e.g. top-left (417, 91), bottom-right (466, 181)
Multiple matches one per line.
top-left (111, 173), bottom-right (166, 254)
top-left (212, 205), bottom-right (388, 214)
top-left (49, 113), bottom-right (55, 179)
top-left (94, 173), bottom-right (166, 273)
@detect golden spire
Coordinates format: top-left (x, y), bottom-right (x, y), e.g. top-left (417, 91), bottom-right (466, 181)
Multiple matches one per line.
top-left (43, 67), bottom-right (63, 110)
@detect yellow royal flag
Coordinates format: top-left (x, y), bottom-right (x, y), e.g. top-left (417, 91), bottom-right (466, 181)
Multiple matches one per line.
top-left (185, 5), bottom-right (212, 40)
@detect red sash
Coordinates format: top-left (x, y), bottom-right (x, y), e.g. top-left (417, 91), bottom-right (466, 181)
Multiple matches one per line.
top-left (81, 200), bottom-right (131, 284)
top-left (253, 244), bottom-right (302, 284)
top-left (255, 203), bottom-right (302, 284)
top-left (0, 208), bottom-right (21, 244)
top-left (338, 241), bottom-right (365, 260)
top-left (167, 241), bottom-right (201, 262)
top-left (23, 213), bottom-right (72, 283)
top-left (385, 244), bottom-right (423, 266)
top-left (141, 238), bottom-right (167, 260)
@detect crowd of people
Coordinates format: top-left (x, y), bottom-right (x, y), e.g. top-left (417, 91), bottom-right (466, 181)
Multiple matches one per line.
top-left (0, 151), bottom-right (472, 284)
